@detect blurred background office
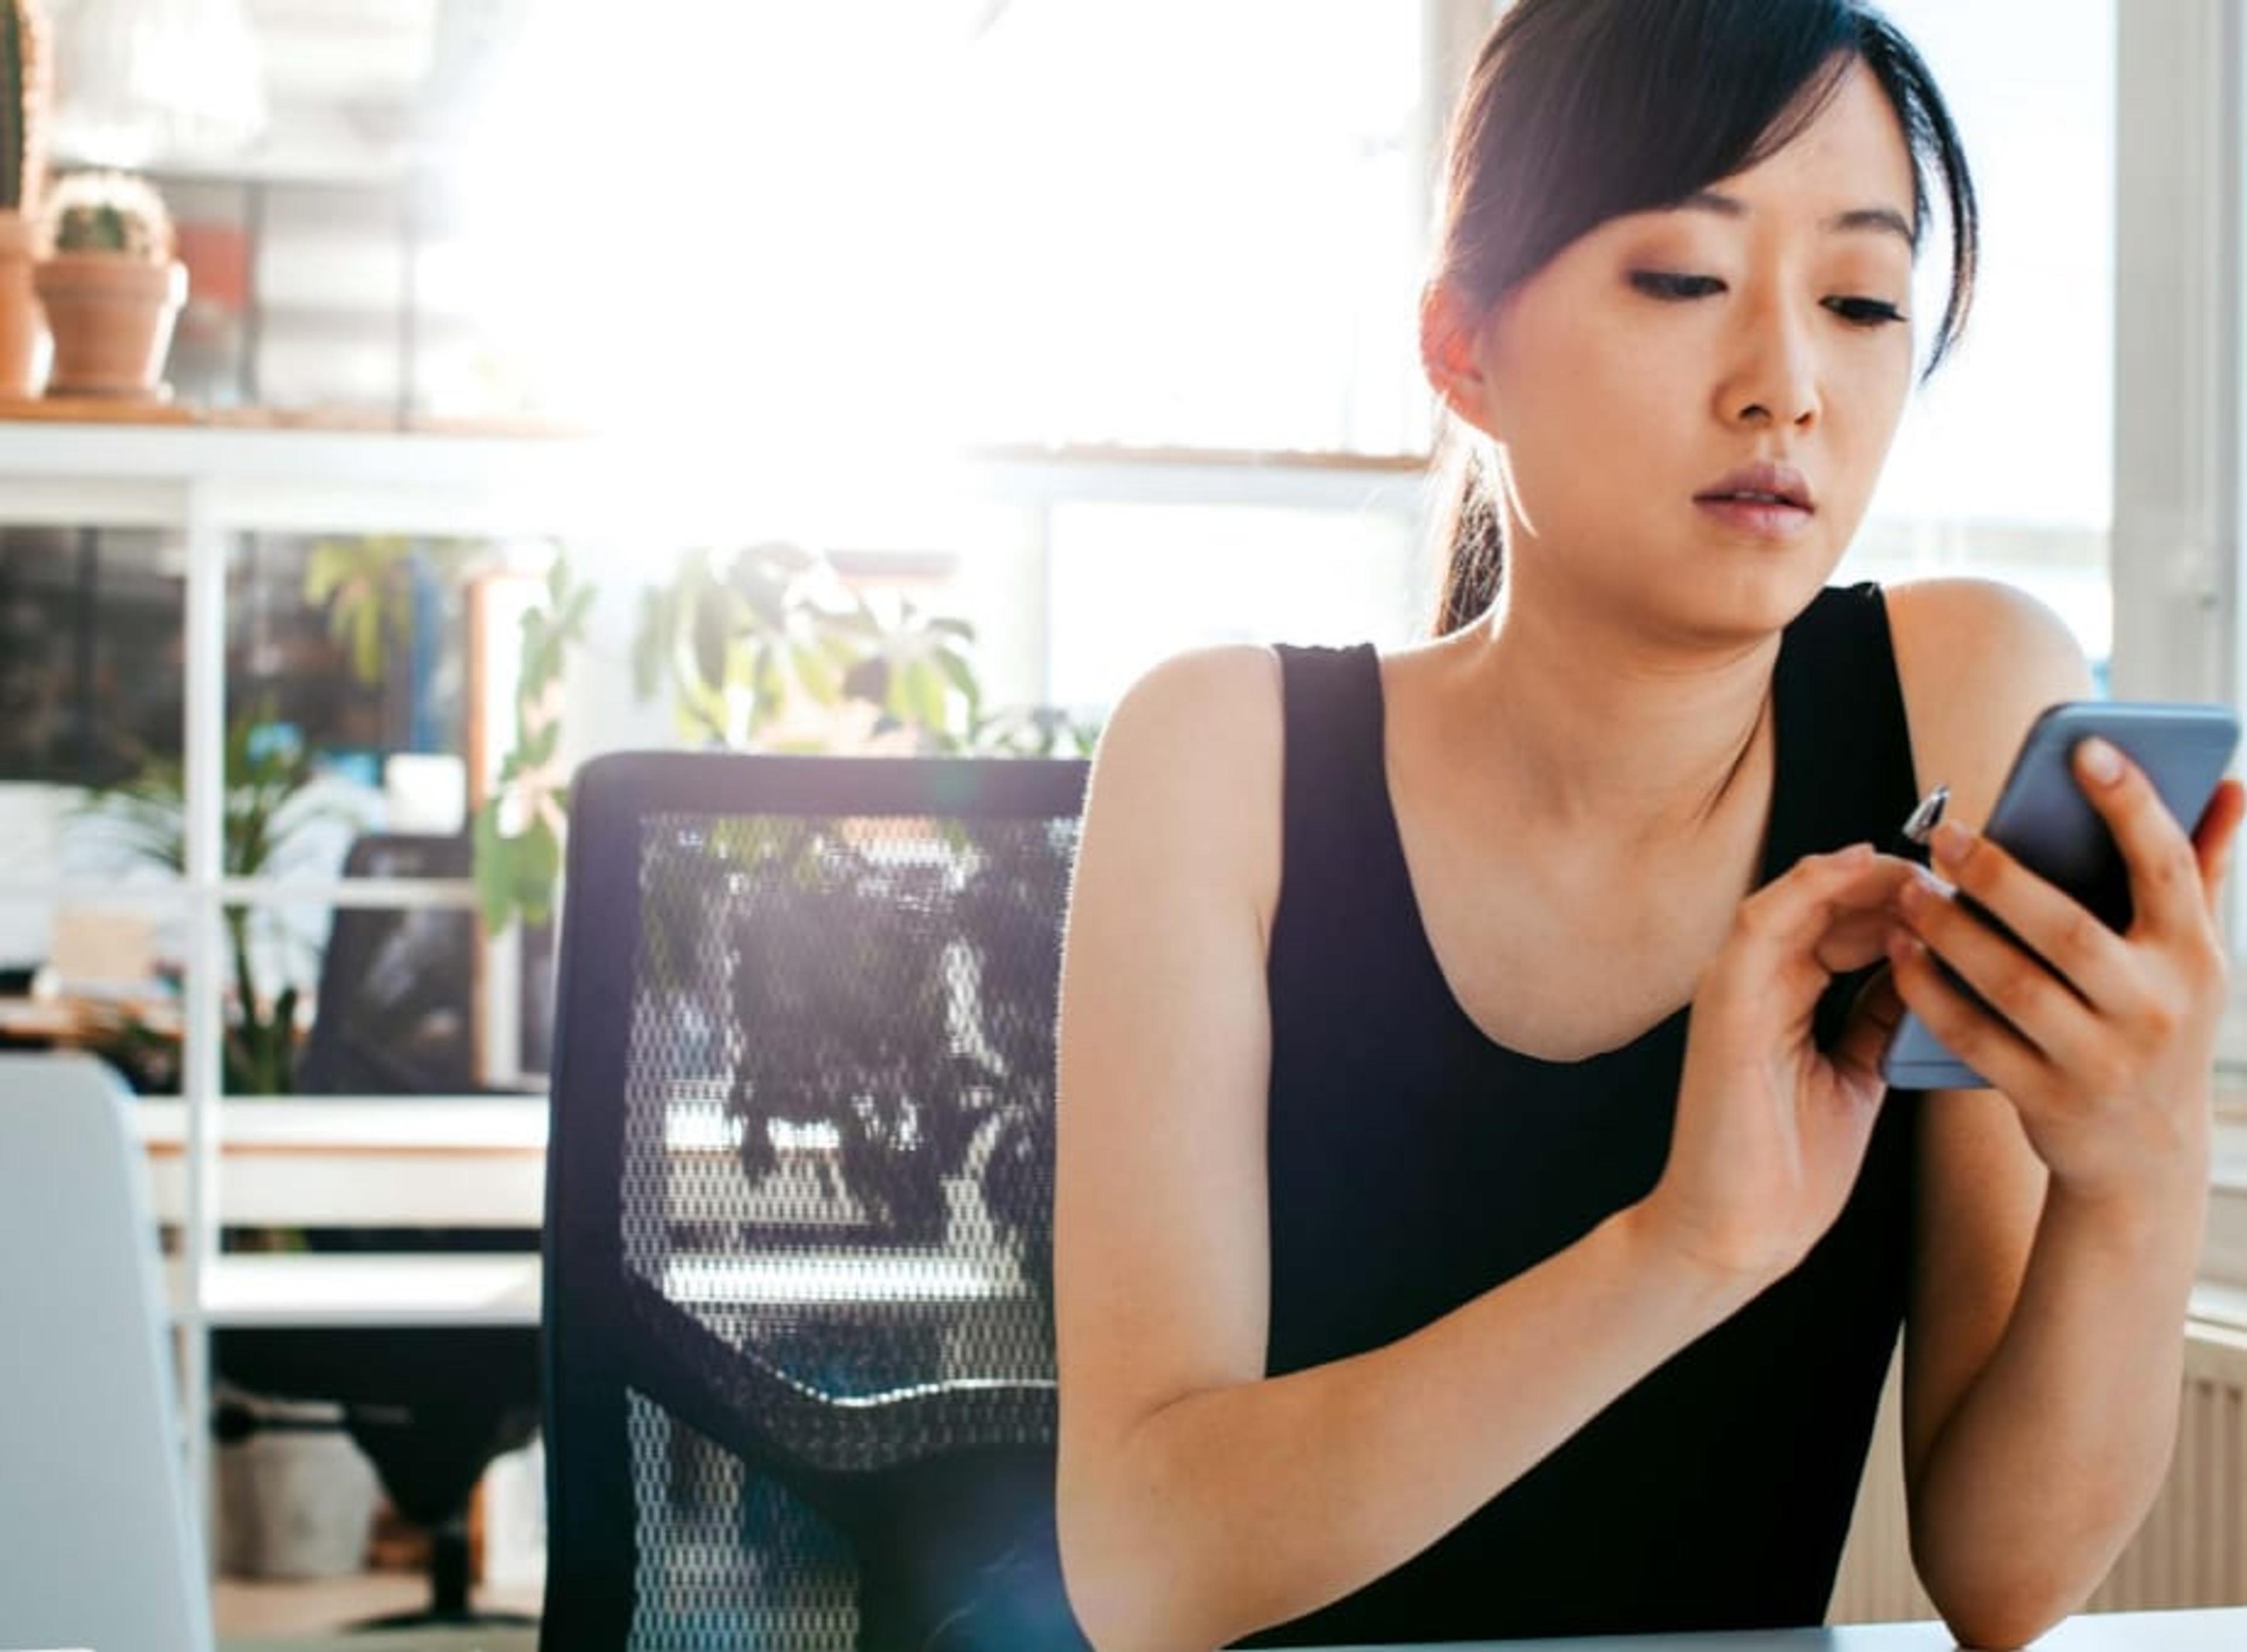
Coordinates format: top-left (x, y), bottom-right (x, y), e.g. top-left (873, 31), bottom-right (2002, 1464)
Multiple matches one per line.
top-left (3, 0), bottom-right (2245, 1640)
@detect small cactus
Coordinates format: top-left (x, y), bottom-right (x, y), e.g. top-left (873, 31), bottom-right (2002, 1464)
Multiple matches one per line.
top-left (44, 170), bottom-right (173, 260)
top-left (0, 0), bottom-right (49, 215)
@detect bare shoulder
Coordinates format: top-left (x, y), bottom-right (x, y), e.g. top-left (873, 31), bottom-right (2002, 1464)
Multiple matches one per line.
top-left (1054, 646), bottom-right (1292, 1489)
top-left (1097, 643), bottom-right (1283, 758)
top-left (1881, 577), bottom-right (2098, 825)
top-left (1080, 644), bottom-right (1286, 934)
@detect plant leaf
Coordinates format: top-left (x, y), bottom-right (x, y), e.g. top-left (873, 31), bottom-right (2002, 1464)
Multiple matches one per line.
top-left (473, 801), bottom-right (516, 934)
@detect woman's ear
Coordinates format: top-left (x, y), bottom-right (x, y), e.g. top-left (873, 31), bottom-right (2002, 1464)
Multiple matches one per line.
top-left (1420, 279), bottom-right (1502, 438)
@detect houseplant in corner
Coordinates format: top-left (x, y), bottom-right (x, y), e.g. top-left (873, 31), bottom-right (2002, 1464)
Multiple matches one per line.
top-left (83, 705), bottom-right (356, 1096)
top-left (35, 168), bottom-right (186, 399)
top-left (627, 543), bottom-right (1095, 1316)
top-left (0, 0), bottom-right (50, 395)
top-left (482, 543), bottom-right (1097, 1322)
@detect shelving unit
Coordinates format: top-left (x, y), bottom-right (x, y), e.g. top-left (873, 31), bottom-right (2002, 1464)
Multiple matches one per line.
top-left (0, 418), bottom-right (592, 1509)
top-left (0, 412), bottom-right (1428, 1520)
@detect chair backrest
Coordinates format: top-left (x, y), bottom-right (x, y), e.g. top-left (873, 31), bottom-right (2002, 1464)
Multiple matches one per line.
top-left (295, 831), bottom-right (479, 1095)
top-left (0, 1052), bottom-right (212, 1652)
top-left (541, 752), bottom-right (1091, 1652)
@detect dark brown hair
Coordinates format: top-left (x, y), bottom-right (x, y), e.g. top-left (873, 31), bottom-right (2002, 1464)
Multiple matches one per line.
top-left (1428, 0), bottom-right (1978, 635)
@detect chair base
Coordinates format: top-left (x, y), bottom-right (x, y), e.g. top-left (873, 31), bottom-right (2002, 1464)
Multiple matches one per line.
top-left (358, 1608), bottom-right (540, 1630)
top-left (350, 1516), bottom-right (537, 1632)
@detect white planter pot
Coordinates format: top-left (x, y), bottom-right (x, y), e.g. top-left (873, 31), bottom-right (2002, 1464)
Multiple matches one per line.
top-left (215, 1396), bottom-right (382, 1580)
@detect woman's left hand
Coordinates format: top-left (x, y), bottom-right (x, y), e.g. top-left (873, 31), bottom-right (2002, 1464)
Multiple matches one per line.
top-left (1888, 737), bottom-right (2247, 1207)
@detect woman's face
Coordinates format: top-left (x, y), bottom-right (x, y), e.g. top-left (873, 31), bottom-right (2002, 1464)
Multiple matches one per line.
top-left (1452, 58), bottom-right (1922, 639)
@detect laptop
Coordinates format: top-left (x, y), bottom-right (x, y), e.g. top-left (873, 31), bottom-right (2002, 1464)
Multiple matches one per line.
top-left (0, 1052), bottom-right (212, 1652)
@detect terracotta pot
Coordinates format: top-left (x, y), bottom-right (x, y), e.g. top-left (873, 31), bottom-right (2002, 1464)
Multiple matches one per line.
top-left (33, 252), bottom-right (187, 399)
top-left (0, 211), bottom-right (49, 397)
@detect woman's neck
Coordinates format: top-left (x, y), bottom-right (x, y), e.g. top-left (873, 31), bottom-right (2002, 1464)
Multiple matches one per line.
top-left (1436, 581), bottom-right (1782, 851)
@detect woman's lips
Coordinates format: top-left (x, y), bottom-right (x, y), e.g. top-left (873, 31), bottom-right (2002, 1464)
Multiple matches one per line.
top-left (1693, 497), bottom-right (1816, 538)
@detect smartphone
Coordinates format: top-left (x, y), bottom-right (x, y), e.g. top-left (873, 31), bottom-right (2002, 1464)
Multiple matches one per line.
top-left (1881, 700), bottom-right (2241, 1090)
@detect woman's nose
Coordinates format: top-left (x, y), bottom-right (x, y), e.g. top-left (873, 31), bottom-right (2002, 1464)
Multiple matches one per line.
top-left (1723, 309), bottom-right (1821, 430)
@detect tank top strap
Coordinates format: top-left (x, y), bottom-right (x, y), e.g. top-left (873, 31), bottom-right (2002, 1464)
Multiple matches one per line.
top-left (1269, 641), bottom-right (1404, 931)
top-left (1765, 581), bottom-right (1925, 1051)
top-left (1764, 580), bottom-right (1923, 872)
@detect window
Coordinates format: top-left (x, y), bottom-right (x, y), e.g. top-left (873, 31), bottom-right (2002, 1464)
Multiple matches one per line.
top-left (941, 0), bottom-right (1431, 455)
top-left (1045, 500), bottom-right (1424, 710)
top-left (459, 0), bottom-right (1434, 460)
top-left (1840, 0), bottom-right (2117, 688)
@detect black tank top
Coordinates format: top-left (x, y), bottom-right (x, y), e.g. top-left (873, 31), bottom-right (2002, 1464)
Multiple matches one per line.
top-left (1243, 581), bottom-right (1924, 1645)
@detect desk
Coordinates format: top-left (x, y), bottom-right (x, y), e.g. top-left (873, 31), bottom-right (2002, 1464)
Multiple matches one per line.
top-left (0, 989), bottom-right (181, 1044)
top-left (173, 1254), bottom-right (542, 1328)
top-left (1304, 1606), bottom-right (2247, 1647)
top-left (209, 1605), bottom-right (2247, 1651)
top-left (137, 1097), bottom-right (550, 1230)
top-left (133, 1096), bottom-right (858, 1231)
top-left (129, 1099), bottom-right (2247, 1306)
top-left (222, 1635), bottom-right (537, 1652)
top-left (166, 1248), bottom-right (1018, 1326)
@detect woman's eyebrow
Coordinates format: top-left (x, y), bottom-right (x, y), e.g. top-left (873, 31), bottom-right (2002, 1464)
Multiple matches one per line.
top-left (1676, 188), bottom-right (1915, 246)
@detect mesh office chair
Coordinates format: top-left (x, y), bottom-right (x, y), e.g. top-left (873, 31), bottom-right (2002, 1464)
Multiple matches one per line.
top-left (541, 752), bottom-right (1092, 1651)
top-left (293, 832), bottom-right (483, 1097)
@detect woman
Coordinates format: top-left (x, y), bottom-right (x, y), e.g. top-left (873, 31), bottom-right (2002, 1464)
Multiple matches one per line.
top-left (1052, 2), bottom-right (2246, 1648)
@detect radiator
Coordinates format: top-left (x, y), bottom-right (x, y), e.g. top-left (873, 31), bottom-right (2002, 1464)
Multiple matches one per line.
top-left (1830, 1320), bottom-right (2247, 1623)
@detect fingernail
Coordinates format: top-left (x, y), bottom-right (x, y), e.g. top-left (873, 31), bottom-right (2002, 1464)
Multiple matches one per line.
top-left (1931, 818), bottom-right (1973, 865)
top-left (2079, 736), bottom-right (2124, 784)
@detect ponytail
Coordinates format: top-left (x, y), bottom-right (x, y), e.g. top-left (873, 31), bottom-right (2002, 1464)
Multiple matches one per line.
top-left (1430, 426), bottom-right (1504, 636)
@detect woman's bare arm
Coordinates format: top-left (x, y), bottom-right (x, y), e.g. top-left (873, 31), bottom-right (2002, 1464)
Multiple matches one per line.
top-left (1052, 647), bottom-right (1771, 1651)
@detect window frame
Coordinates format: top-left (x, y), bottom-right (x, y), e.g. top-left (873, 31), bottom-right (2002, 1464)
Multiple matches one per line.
top-left (2108, 4), bottom-right (2247, 1077)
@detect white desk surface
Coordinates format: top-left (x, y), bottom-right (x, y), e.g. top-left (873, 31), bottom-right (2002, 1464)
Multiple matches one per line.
top-left (163, 1251), bottom-right (2239, 1340)
top-left (1307, 1606), bottom-right (2247, 1647)
top-left (120, 1099), bottom-right (2247, 1333)
top-left (171, 1253), bottom-right (542, 1328)
top-left (221, 1635), bottom-right (538, 1652)
top-left (132, 1096), bottom-right (850, 1231)
top-left (208, 1605), bottom-right (2247, 1650)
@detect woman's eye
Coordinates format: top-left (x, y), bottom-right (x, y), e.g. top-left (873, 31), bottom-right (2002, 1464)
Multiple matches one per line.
top-left (1628, 271), bottom-right (1909, 330)
top-left (1629, 271), bottom-right (1724, 300)
top-left (1826, 296), bottom-right (1909, 328)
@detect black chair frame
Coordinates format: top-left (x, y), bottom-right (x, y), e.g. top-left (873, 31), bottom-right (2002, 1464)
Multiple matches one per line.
top-left (540, 752), bottom-right (1091, 1651)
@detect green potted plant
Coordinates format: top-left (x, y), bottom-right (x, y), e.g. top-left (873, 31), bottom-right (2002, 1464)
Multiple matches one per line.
top-left (476, 545), bottom-right (1098, 1317)
top-left (626, 544), bottom-right (1093, 1312)
top-left (473, 553), bottom-right (593, 935)
top-left (304, 535), bottom-right (422, 686)
top-left (304, 535), bottom-right (484, 686)
top-left (35, 168), bottom-right (186, 400)
top-left (0, 0), bottom-right (49, 396)
top-left (629, 541), bottom-right (1098, 758)
top-left (83, 706), bottom-right (357, 1095)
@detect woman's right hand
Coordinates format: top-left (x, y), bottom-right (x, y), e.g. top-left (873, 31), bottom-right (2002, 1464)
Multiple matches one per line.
top-left (1636, 844), bottom-right (1925, 1289)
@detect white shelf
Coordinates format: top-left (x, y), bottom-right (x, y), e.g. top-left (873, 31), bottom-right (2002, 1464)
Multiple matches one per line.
top-left (0, 420), bottom-right (1432, 538)
top-left (0, 420), bottom-right (605, 536)
top-left (176, 1254), bottom-right (540, 1328)
top-left (129, 1098), bottom-right (884, 1232)
top-left (136, 1097), bottom-right (548, 1229)
top-left (167, 1250), bottom-right (1019, 1329)
top-left (136, 1096), bottom-right (548, 1152)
